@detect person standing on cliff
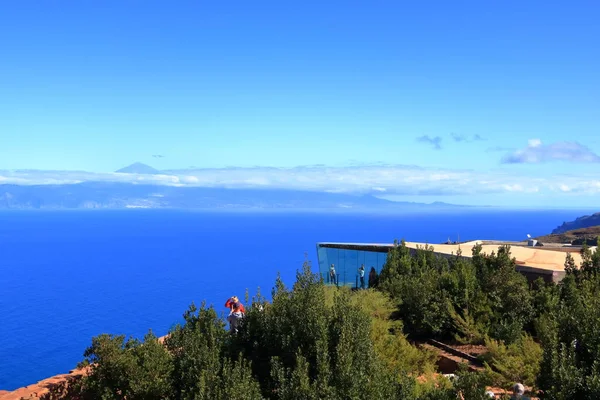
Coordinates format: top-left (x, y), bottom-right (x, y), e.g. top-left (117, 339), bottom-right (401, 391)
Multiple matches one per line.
top-left (359, 265), bottom-right (365, 289)
top-left (368, 267), bottom-right (378, 288)
top-left (225, 296), bottom-right (245, 333)
top-left (329, 264), bottom-right (337, 285)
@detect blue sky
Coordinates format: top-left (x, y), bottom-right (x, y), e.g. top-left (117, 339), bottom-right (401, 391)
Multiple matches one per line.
top-left (1, 1), bottom-right (599, 207)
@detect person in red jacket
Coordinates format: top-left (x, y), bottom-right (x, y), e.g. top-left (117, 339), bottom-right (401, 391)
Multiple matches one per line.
top-left (225, 296), bottom-right (245, 333)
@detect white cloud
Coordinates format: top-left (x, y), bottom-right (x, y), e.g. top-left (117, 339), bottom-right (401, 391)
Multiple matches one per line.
top-left (502, 140), bottom-right (600, 164)
top-left (559, 184), bottom-right (571, 192)
top-left (546, 180), bottom-right (600, 195)
top-left (502, 184), bottom-right (524, 192)
top-left (0, 171), bottom-right (182, 186)
top-left (501, 184), bottom-right (539, 193)
top-left (1, 165), bottom-right (598, 199)
top-left (180, 176), bottom-right (200, 184)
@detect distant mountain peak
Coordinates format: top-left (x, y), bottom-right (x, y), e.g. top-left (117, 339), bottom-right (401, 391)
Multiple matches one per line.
top-left (115, 162), bottom-right (160, 175)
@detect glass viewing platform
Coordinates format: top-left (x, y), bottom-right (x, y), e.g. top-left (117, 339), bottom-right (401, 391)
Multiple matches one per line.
top-left (316, 242), bottom-right (392, 288)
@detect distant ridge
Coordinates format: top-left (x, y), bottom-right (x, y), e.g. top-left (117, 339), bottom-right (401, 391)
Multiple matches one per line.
top-left (552, 212), bottom-right (600, 234)
top-left (115, 162), bottom-right (160, 174)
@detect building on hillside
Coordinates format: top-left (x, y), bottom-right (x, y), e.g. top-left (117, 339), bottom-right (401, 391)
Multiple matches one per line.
top-left (316, 240), bottom-right (586, 288)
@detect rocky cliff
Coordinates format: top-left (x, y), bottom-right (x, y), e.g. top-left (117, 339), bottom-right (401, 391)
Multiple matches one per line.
top-left (552, 212), bottom-right (600, 234)
top-left (0, 367), bottom-right (89, 400)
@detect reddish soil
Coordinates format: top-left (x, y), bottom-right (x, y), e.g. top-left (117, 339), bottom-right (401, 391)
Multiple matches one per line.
top-left (0, 367), bottom-right (89, 400)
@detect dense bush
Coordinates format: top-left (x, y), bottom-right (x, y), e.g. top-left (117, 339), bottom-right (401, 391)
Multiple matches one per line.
top-left (378, 240), bottom-right (600, 399)
top-left (378, 241), bottom-right (532, 344)
top-left (377, 240), bottom-right (600, 398)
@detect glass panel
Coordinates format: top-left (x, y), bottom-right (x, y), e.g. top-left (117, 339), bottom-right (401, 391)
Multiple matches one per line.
top-left (363, 251), bottom-right (378, 288)
top-left (357, 250), bottom-right (366, 271)
top-left (325, 247), bottom-right (339, 284)
top-left (317, 245), bottom-right (329, 282)
top-left (377, 252), bottom-right (388, 273)
top-left (338, 248), bottom-right (346, 286)
top-left (357, 250), bottom-right (366, 289)
top-left (345, 249), bottom-right (358, 287)
top-left (365, 251), bottom-right (379, 274)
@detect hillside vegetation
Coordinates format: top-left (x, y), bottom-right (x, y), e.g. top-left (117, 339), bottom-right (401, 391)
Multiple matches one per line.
top-left (42, 242), bottom-right (600, 399)
top-left (537, 226), bottom-right (600, 245)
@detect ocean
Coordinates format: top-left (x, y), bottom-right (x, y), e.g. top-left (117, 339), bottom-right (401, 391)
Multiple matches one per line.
top-left (0, 208), bottom-right (591, 390)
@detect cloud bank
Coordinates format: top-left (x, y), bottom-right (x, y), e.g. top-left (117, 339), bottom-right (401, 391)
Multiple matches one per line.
top-left (502, 139), bottom-right (600, 164)
top-left (2, 164), bottom-right (600, 197)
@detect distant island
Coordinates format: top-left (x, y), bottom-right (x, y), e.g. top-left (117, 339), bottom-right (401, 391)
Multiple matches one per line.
top-left (0, 163), bottom-right (468, 211)
top-left (0, 182), bottom-right (468, 211)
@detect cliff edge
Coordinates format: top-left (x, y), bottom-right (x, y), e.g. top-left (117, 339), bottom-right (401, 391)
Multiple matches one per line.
top-left (0, 367), bottom-right (89, 400)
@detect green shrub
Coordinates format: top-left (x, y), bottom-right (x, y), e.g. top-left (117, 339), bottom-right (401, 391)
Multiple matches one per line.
top-left (346, 288), bottom-right (437, 376)
top-left (480, 334), bottom-right (542, 389)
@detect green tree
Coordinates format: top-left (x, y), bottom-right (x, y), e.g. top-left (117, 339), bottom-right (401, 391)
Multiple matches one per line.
top-left (379, 242), bottom-right (532, 343)
top-left (233, 261), bottom-right (418, 399)
top-left (78, 331), bottom-right (173, 400)
top-left (537, 247), bottom-right (600, 399)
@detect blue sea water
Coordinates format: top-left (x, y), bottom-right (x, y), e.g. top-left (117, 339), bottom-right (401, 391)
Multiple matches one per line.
top-left (0, 209), bottom-right (592, 390)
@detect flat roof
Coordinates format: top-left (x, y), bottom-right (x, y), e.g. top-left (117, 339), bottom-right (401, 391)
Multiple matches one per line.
top-left (318, 241), bottom-right (589, 273)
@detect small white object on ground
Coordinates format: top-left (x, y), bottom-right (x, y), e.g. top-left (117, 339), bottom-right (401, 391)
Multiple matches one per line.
top-left (513, 383), bottom-right (525, 395)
